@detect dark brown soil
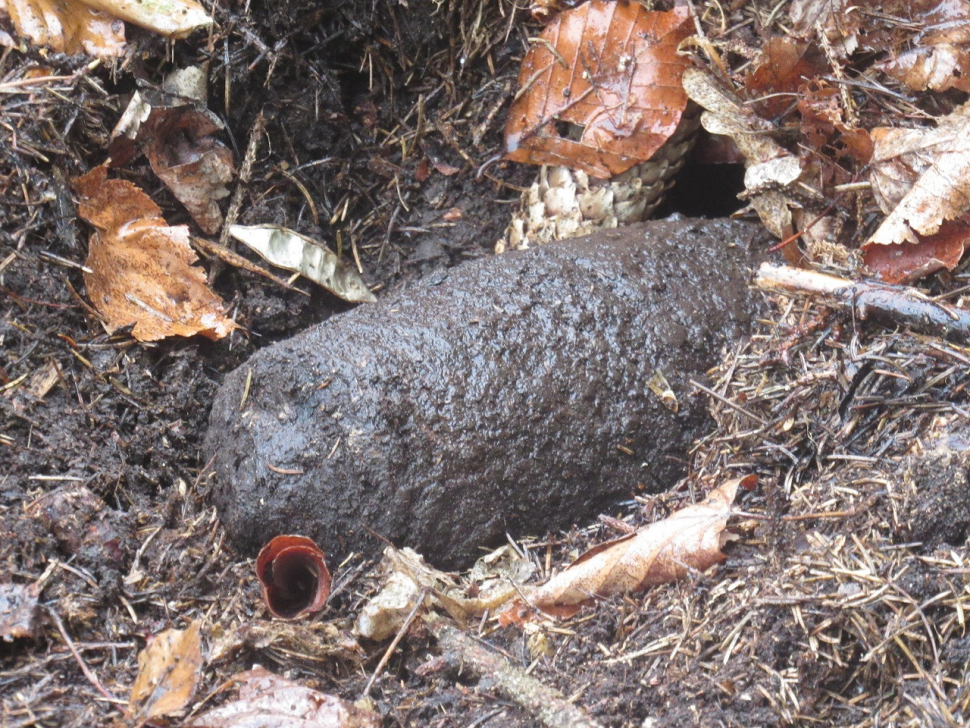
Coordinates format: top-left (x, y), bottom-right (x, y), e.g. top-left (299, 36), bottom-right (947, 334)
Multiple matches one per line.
top-left (2, 1), bottom-right (970, 727)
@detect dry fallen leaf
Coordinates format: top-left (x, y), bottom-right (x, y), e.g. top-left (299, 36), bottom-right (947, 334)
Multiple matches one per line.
top-left (0, 0), bottom-right (125, 56)
top-left (142, 105), bottom-right (234, 235)
top-left (74, 165), bottom-right (237, 341)
top-left (683, 68), bottom-right (802, 238)
top-left (880, 45), bottom-right (970, 93)
top-left (128, 620), bottom-right (203, 725)
top-left (0, 583), bottom-right (40, 641)
top-left (109, 69), bottom-right (234, 234)
top-left (745, 37), bottom-right (825, 119)
top-left (865, 218), bottom-right (970, 283)
top-left (185, 666), bottom-right (380, 728)
top-left (520, 476), bottom-right (752, 619)
top-left (0, 0), bottom-right (210, 56)
top-left (503, 3), bottom-right (694, 179)
top-left (228, 224), bottom-right (376, 303)
top-left (868, 101), bottom-right (970, 250)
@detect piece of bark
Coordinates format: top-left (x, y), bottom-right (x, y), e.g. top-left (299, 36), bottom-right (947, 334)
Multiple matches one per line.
top-left (204, 218), bottom-right (767, 568)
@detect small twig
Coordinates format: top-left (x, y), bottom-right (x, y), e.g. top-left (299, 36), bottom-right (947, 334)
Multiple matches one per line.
top-left (47, 607), bottom-right (123, 707)
top-left (756, 263), bottom-right (970, 344)
top-left (424, 613), bottom-right (605, 728)
top-left (690, 379), bottom-right (767, 425)
top-left (220, 110), bottom-right (265, 247)
top-left (362, 587), bottom-right (429, 697)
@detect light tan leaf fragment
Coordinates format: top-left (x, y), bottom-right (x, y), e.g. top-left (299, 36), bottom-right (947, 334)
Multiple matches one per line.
top-left (868, 101), bottom-right (970, 246)
top-left (646, 369), bottom-right (678, 412)
top-left (74, 165), bottom-right (237, 341)
top-left (185, 666), bottom-right (380, 728)
top-left (355, 547), bottom-right (523, 640)
top-left (77, 0), bottom-right (210, 39)
top-left (1, 0), bottom-right (125, 56)
top-left (0, 0), bottom-right (209, 56)
top-left (0, 583), bottom-right (40, 641)
top-left (128, 620), bottom-right (203, 724)
top-left (503, 3), bottom-right (694, 179)
top-left (229, 225), bottom-right (376, 303)
top-left (528, 477), bottom-right (750, 617)
top-left (683, 68), bottom-right (802, 238)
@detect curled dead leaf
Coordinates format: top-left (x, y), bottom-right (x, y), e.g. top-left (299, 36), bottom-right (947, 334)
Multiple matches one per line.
top-left (868, 101), bottom-right (970, 246)
top-left (185, 666), bottom-right (380, 728)
top-left (0, 0), bottom-right (210, 57)
top-left (503, 3), bottom-right (694, 179)
top-left (73, 166), bottom-right (237, 342)
top-left (256, 535), bottom-right (332, 620)
top-left (128, 620), bottom-right (203, 725)
top-left (229, 224), bottom-right (376, 303)
top-left (516, 476), bottom-right (753, 620)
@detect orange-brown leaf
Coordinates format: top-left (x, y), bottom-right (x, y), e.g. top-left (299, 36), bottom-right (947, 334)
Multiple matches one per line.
top-left (128, 620), bottom-right (203, 724)
top-left (745, 37), bottom-right (824, 119)
top-left (864, 218), bottom-right (970, 284)
top-left (503, 3), bottom-right (693, 179)
top-left (528, 476), bottom-right (752, 617)
top-left (74, 165), bottom-right (237, 342)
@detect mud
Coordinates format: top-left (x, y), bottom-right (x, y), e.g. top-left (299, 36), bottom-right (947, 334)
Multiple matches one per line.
top-left (205, 217), bottom-right (769, 567)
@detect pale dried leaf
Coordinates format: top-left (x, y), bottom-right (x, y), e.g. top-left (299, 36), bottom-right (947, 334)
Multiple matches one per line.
top-left (788, 0), bottom-right (859, 55)
top-left (529, 477), bottom-right (748, 615)
top-left (128, 620), bottom-right (203, 724)
top-left (185, 666), bottom-right (380, 728)
top-left (79, 0), bottom-right (210, 38)
top-left (868, 101), bottom-right (970, 245)
top-left (1, 0), bottom-right (125, 56)
top-left (682, 68), bottom-right (784, 165)
top-left (880, 45), bottom-right (970, 93)
top-left (229, 225), bottom-right (376, 303)
top-left (0, 583), bottom-right (40, 641)
top-left (75, 165), bottom-right (237, 341)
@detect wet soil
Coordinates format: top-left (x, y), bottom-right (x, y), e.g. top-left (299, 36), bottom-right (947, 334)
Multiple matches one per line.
top-left (205, 218), bottom-right (767, 569)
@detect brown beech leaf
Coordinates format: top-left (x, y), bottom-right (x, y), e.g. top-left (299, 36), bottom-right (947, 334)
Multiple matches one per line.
top-left (256, 535), bottom-right (332, 620)
top-left (745, 37), bottom-right (825, 119)
top-left (128, 620), bottom-right (203, 725)
top-left (109, 69), bottom-right (234, 234)
top-left (867, 101), bottom-right (970, 246)
top-left (526, 476), bottom-right (752, 618)
top-left (865, 218), bottom-right (970, 283)
top-left (185, 666), bottom-right (380, 728)
top-left (74, 165), bottom-right (237, 341)
top-left (503, 3), bottom-right (693, 179)
top-left (798, 80), bottom-right (872, 164)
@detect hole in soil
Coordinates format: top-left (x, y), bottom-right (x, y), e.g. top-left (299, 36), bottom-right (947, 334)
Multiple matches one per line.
top-left (655, 163), bottom-right (746, 219)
